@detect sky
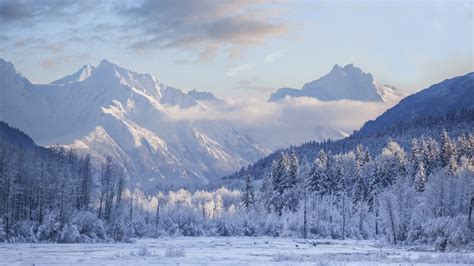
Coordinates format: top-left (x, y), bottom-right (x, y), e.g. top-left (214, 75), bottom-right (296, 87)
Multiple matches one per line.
top-left (1, 0), bottom-right (473, 100)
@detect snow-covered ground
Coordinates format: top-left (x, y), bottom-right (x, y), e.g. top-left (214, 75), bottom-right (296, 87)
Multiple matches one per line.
top-left (0, 237), bottom-right (473, 265)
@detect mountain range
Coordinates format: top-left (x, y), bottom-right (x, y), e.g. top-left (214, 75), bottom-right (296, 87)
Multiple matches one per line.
top-left (1, 58), bottom-right (412, 190)
top-left (0, 58), bottom-right (268, 190)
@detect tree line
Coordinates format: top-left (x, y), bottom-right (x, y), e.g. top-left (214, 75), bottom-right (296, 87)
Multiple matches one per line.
top-left (0, 129), bottom-right (472, 250)
top-left (242, 130), bottom-right (473, 248)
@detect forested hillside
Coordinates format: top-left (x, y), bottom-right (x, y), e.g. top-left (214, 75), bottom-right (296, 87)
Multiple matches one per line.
top-left (0, 123), bottom-right (129, 242)
top-left (225, 108), bottom-right (474, 184)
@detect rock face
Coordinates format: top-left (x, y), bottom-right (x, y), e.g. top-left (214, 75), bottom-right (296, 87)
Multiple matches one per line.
top-left (0, 58), bottom-right (268, 190)
top-left (269, 64), bottom-right (407, 103)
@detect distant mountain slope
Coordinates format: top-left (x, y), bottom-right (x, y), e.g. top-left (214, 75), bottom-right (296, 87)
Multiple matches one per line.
top-left (226, 72), bottom-right (474, 183)
top-left (187, 89), bottom-right (225, 104)
top-left (0, 121), bottom-right (36, 149)
top-left (268, 64), bottom-right (407, 103)
top-left (357, 72), bottom-right (474, 136)
top-left (0, 58), bottom-right (268, 190)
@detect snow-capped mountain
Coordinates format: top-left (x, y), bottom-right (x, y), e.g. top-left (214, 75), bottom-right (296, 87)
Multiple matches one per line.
top-left (268, 64), bottom-right (407, 102)
top-left (0, 58), bottom-right (268, 190)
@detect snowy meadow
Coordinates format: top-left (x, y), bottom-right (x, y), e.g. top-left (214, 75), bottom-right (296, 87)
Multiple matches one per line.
top-left (1, 236), bottom-right (473, 265)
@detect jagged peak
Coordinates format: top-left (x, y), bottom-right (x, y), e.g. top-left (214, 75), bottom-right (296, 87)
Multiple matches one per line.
top-left (51, 64), bottom-right (95, 85)
top-left (328, 63), bottom-right (368, 77)
top-left (94, 59), bottom-right (156, 83)
top-left (331, 64), bottom-right (343, 71)
top-left (98, 58), bottom-right (113, 67)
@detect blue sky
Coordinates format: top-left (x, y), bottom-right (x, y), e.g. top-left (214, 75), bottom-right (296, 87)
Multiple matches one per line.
top-left (1, 0), bottom-right (472, 100)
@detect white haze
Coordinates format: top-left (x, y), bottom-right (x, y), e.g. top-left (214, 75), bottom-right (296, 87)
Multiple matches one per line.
top-left (163, 96), bottom-right (397, 149)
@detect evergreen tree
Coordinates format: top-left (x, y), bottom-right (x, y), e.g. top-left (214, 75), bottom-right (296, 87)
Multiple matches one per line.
top-left (440, 129), bottom-right (456, 168)
top-left (447, 156), bottom-right (458, 176)
top-left (270, 153), bottom-right (290, 215)
top-left (241, 174), bottom-right (255, 211)
top-left (287, 150), bottom-right (299, 187)
top-left (260, 166), bottom-right (274, 212)
top-left (414, 161), bottom-right (427, 192)
top-left (322, 152), bottom-right (337, 195)
top-left (272, 153), bottom-right (289, 195)
top-left (421, 137), bottom-right (439, 176)
top-left (285, 150), bottom-right (300, 212)
top-left (309, 149), bottom-right (327, 194)
top-left (367, 162), bottom-right (382, 208)
top-left (411, 138), bottom-right (422, 177)
top-left (456, 133), bottom-right (472, 160)
top-left (353, 145), bottom-right (367, 203)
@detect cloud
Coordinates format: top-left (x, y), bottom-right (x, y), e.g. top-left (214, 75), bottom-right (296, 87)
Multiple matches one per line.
top-left (1, 1), bottom-right (288, 62)
top-left (264, 51), bottom-right (282, 63)
top-left (118, 0), bottom-right (288, 60)
top-left (0, 0), bottom-right (94, 26)
top-left (163, 97), bottom-right (396, 149)
top-left (226, 64), bottom-right (254, 77)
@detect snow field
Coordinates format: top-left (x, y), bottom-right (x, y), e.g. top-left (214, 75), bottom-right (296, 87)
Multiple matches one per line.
top-left (0, 237), bottom-right (472, 265)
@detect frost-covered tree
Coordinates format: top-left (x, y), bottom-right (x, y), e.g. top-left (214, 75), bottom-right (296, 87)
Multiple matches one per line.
top-left (410, 139), bottom-right (422, 177)
top-left (420, 137), bottom-right (439, 177)
top-left (241, 174), bottom-right (255, 211)
top-left (260, 168), bottom-right (274, 213)
top-left (414, 161), bottom-right (427, 192)
top-left (440, 130), bottom-right (456, 168)
top-left (457, 133), bottom-right (473, 160)
top-left (284, 150), bottom-right (300, 212)
top-left (353, 145), bottom-right (367, 203)
top-left (308, 149), bottom-right (327, 194)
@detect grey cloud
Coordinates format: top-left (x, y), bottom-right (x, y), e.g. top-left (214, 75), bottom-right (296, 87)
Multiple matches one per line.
top-left (118, 0), bottom-right (287, 59)
top-left (1, 1), bottom-right (288, 61)
top-left (0, 0), bottom-right (94, 26)
top-left (0, 34), bottom-right (9, 42)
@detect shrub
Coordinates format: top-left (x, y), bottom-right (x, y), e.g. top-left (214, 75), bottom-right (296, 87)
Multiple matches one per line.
top-left (71, 211), bottom-right (106, 242)
top-left (58, 224), bottom-right (80, 243)
top-left (136, 245), bottom-right (152, 257)
top-left (11, 220), bottom-right (38, 242)
top-left (36, 211), bottom-right (61, 241)
top-left (165, 245), bottom-right (185, 257)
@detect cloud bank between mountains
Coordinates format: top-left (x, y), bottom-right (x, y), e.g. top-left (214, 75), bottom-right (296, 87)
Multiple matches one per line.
top-left (163, 97), bottom-right (394, 149)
